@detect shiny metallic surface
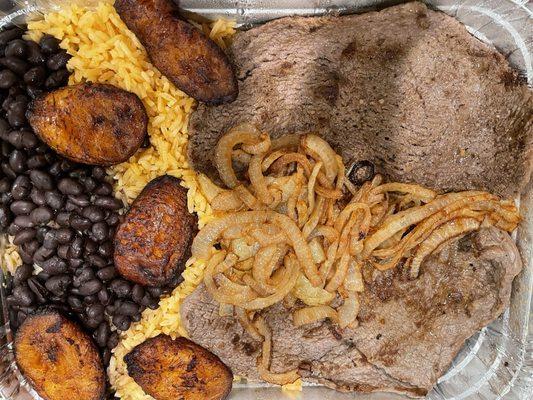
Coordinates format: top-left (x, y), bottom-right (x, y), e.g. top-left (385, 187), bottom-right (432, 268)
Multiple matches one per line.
top-left (0, 1), bottom-right (531, 399)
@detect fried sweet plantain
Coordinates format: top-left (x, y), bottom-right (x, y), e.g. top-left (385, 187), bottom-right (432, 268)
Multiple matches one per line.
top-left (114, 0), bottom-right (238, 105)
top-left (27, 83), bottom-right (148, 166)
top-left (14, 310), bottom-right (105, 400)
top-left (125, 334), bottom-right (233, 400)
top-left (114, 175), bottom-right (197, 286)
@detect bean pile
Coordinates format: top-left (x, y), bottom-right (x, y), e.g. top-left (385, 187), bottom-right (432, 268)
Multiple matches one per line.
top-left (0, 28), bottom-right (176, 365)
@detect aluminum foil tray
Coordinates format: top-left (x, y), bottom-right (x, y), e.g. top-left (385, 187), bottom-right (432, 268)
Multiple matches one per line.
top-left (0, 1), bottom-right (531, 399)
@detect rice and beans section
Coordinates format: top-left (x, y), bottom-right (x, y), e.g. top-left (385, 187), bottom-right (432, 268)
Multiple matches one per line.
top-left (0, 1), bottom-right (522, 400)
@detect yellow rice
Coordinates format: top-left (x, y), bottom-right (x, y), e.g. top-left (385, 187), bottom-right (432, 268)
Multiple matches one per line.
top-left (27, 2), bottom-right (302, 398)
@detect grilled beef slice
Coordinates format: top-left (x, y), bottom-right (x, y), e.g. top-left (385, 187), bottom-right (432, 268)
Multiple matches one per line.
top-left (189, 1), bottom-right (532, 197)
top-left (181, 228), bottom-right (522, 397)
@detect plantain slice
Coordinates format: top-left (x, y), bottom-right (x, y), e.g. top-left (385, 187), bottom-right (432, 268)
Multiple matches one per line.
top-left (14, 310), bottom-right (105, 400)
top-left (114, 175), bottom-right (197, 286)
top-left (125, 334), bottom-right (233, 400)
top-left (114, 0), bottom-right (238, 105)
top-left (27, 83), bottom-right (148, 166)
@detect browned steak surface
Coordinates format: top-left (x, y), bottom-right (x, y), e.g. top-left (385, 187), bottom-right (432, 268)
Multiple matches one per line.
top-left (189, 1), bottom-right (532, 197)
top-left (181, 228), bottom-right (522, 396)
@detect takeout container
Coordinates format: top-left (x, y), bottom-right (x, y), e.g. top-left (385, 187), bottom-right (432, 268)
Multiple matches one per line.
top-left (0, 1), bottom-right (531, 399)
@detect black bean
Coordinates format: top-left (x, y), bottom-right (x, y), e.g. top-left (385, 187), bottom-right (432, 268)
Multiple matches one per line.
top-left (68, 194), bottom-right (90, 207)
top-left (36, 271), bottom-right (50, 282)
top-left (46, 51), bottom-right (69, 71)
top-left (130, 313), bottom-right (142, 323)
top-left (54, 227), bottom-right (73, 244)
top-left (65, 201), bottom-right (81, 212)
top-left (68, 258), bottom-right (83, 269)
top-left (20, 239), bottom-right (39, 257)
top-left (26, 85), bottom-right (43, 99)
top-left (30, 170), bottom-right (54, 190)
top-left (70, 214), bottom-right (91, 231)
top-left (44, 68), bottom-right (69, 89)
top-left (91, 222), bottom-right (109, 242)
top-left (0, 28), bottom-right (24, 46)
top-left (94, 182), bottom-right (112, 196)
top-left (67, 295), bottom-right (83, 312)
top-left (0, 69), bottom-right (17, 89)
top-left (13, 228), bottom-right (36, 245)
top-left (94, 322), bottom-right (110, 348)
top-left (26, 154), bottom-right (47, 169)
top-left (30, 188), bottom-right (46, 206)
top-left (96, 266), bottom-right (117, 282)
top-left (97, 288), bottom-right (112, 305)
top-left (1, 162), bottom-right (16, 179)
top-left (39, 255), bottom-right (68, 274)
top-left (114, 301), bottom-right (139, 316)
top-left (59, 159), bottom-right (74, 173)
top-left (11, 175), bottom-right (31, 200)
top-left (92, 166), bottom-right (106, 180)
top-left (78, 279), bottom-right (102, 296)
top-left (5, 39), bottom-right (27, 58)
top-left (21, 131), bottom-right (38, 149)
top-left (0, 177), bottom-right (11, 193)
top-left (58, 177), bottom-right (83, 195)
top-left (48, 161), bottom-right (62, 176)
top-left (94, 196), bottom-right (122, 210)
top-left (82, 205), bottom-right (105, 222)
top-left (108, 331), bottom-right (119, 349)
top-left (7, 221), bottom-right (21, 235)
top-left (68, 236), bottom-right (84, 258)
top-left (39, 34), bottom-right (60, 54)
top-left (27, 277), bottom-right (49, 304)
top-left (55, 211), bottom-right (71, 226)
top-left (147, 298), bottom-right (160, 310)
top-left (17, 246), bottom-right (34, 264)
top-left (10, 200), bottom-right (36, 215)
top-left (7, 101), bottom-right (27, 127)
top-left (7, 130), bottom-right (24, 149)
top-left (86, 303), bottom-right (104, 321)
top-left (0, 117), bottom-right (9, 139)
top-left (13, 215), bottom-right (34, 228)
top-left (35, 226), bottom-right (49, 242)
top-left (12, 285), bottom-right (35, 307)
top-left (88, 254), bottom-right (107, 269)
top-left (45, 190), bottom-right (64, 210)
top-left (98, 241), bottom-right (113, 258)
top-left (0, 56), bottom-right (28, 75)
top-left (45, 274), bottom-right (72, 296)
top-left (131, 284), bottom-right (144, 304)
top-left (1, 192), bottom-right (14, 205)
top-left (26, 41), bottom-right (46, 65)
top-left (83, 238), bottom-right (98, 255)
top-left (13, 263), bottom-right (33, 285)
top-left (42, 230), bottom-right (58, 249)
top-left (9, 149), bottom-right (26, 172)
top-left (57, 244), bottom-right (69, 259)
top-left (110, 279), bottom-right (132, 298)
top-left (0, 204), bottom-right (12, 229)
top-left (106, 212), bottom-right (120, 226)
top-left (80, 177), bottom-right (97, 192)
top-left (76, 267), bottom-right (96, 284)
top-left (23, 65), bottom-right (46, 86)
top-left (146, 287), bottom-right (163, 298)
top-left (30, 206), bottom-right (53, 225)
top-left (112, 314), bottom-right (131, 331)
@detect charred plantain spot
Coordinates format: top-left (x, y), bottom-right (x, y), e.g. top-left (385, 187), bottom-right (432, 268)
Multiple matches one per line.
top-left (92, 115), bottom-right (106, 126)
top-left (45, 319), bottom-right (62, 333)
top-left (46, 342), bottom-right (59, 363)
top-left (186, 355), bottom-right (198, 372)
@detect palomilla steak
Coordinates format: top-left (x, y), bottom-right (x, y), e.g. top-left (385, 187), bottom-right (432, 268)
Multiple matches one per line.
top-left (188, 1), bottom-right (532, 197)
top-left (181, 227), bottom-right (522, 397)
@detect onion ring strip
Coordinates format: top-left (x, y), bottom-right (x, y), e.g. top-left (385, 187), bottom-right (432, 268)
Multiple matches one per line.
top-left (409, 217), bottom-right (481, 278)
